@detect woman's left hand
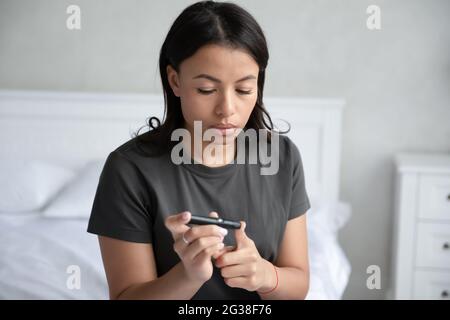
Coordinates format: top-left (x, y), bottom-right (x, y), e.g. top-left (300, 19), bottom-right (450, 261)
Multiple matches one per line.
top-left (214, 221), bottom-right (273, 292)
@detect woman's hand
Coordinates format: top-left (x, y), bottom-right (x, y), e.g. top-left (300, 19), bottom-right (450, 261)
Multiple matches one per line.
top-left (214, 221), bottom-right (274, 292)
top-left (165, 211), bottom-right (228, 284)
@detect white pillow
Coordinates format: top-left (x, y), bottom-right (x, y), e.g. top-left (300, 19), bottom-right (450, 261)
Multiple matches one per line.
top-left (0, 159), bottom-right (76, 213)
top-left (42, 159), bottom-right (105, 219)
top-left (307, 196), bottom-right (352, 235)
top-left (306, 197), bottom-right (352, 299)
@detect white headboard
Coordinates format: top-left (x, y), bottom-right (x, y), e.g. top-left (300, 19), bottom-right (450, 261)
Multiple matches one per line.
top-left (0, 90), bottom-right (345, 202)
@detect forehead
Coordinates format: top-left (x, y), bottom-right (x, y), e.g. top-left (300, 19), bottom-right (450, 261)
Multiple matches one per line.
top-left (179, 44), bottom-right (259, 79)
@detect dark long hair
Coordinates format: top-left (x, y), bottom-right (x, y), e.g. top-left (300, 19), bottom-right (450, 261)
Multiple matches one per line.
top-left (133, 0), bottom-right (284, 156)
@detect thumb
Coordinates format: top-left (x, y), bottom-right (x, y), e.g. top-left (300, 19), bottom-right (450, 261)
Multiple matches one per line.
top-left (165, 211), bottom-right (191, 235)
top-left (235, 221), bottom-right (247, 248)
top-left (209, 211), bottom-right (219, 219)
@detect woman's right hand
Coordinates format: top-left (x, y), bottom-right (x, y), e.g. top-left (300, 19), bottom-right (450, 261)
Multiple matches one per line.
top-left (165, 211), bottom-right (228, 283)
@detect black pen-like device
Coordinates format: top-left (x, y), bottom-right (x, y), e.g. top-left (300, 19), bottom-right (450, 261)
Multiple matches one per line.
top-left (188, 215), bottom-right (241, 229)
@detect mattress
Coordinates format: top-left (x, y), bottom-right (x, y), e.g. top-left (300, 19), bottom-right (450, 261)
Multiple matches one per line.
top-left (0, 200), bottom-right (351, 299)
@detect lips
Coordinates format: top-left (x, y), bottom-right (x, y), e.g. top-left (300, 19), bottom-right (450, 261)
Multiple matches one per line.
top-left (210, 122), bottom-right (237, 128)
top-left (209, 123), bottom-right (238, 135)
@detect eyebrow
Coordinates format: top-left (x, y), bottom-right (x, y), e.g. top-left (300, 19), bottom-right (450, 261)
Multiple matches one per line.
top-left (192, 74), bottom-right (257, 83)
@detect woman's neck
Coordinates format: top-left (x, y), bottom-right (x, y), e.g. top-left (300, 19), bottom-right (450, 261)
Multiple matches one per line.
top-left (183, 131), bottom-right (237, 167)
top-left (202, 140), bottom-right (237, 167)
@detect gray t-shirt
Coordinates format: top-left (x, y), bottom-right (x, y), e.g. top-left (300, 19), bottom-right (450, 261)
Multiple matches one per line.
top-left (87, 132), bottom-right (310, 300)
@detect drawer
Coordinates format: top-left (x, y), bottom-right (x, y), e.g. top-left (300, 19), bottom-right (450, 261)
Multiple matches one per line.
top-left (413, 269), bottom-right (450, 299)
top-left (418, 174), bottom-right (450, 221)
top-left (416, 222), bottom-right (450, 268)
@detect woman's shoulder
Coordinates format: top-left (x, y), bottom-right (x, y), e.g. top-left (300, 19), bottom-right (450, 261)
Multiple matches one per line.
top-left (275, 133), bottom-right (302, 166)
top-left (277, 133), bottom-right (296, 152)
top-left (106, 131), bottom-right (170, 170)
top-left (120, 130), bottom-right (168, 154)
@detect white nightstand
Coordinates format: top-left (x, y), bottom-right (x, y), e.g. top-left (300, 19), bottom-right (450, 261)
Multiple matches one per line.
top-left (390, 153), bottom-right (450, 299)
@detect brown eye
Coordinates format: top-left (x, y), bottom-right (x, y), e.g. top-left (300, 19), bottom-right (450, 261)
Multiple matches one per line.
top-left (197, 88), bottom-right (215, 95)
top-left (236, 89), bottom-right (252, 95)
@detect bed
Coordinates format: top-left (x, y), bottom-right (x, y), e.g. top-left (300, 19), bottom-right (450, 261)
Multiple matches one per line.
top-left (0, 90), bottom-right (350, 299)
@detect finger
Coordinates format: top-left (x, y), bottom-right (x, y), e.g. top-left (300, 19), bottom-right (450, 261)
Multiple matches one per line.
top-left (172, 227), bottom-right (192, 255)
top-left (165, 211), bottom-right (191, 238)
top-left (224, 276), bottom-right (248, 289)
top-left (215, 249), bottom-right (253, 268)
top-left (185, 236), bottom-right (224, 260)
top-left (220, 264), bottom-right (252, 278)
top-left (194, 241), bottom-right (225, 262)
top-left (212, 245), bottom-right (235, 260)
top-left (235, 221), bottom-right (248, 249)
top-left (184, 224), bottom-right (228, 244)
top-left (209, 211), bottom-right (219, 218)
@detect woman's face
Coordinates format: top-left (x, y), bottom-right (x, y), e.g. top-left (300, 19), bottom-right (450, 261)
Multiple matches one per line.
top-left (166, 44), bottom-right (259, 144)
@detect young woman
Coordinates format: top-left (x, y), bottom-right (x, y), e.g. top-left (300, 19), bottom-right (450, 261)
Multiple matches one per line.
top-left (87, 0), bottom-right (310, 300)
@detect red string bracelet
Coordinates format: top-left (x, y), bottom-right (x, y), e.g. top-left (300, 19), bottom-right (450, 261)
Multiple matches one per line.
top-left (258, 264), bottom-right (278, 295)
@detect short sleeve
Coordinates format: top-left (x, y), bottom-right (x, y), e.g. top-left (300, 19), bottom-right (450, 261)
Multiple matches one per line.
top-left (287, 139), bottom-right (311, 220)
top-left (87, 151), bottom-right (153, 243)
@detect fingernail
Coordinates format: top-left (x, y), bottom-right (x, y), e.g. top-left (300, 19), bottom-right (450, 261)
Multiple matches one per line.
top-left (219, 228), bottom-right (228, 236)
top-left (218, 243), bottom-right (224, 248)
top-left (182, 211), bottom-right (190, 220)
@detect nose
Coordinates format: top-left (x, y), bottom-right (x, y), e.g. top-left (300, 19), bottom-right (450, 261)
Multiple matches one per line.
top-left (215, 90), bottom-right (236, 117)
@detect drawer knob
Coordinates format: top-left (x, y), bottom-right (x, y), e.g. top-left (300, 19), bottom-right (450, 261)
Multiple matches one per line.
top-left (443, 242), bottom-right (450, 250)
top-left (448, 194), bottom-right (450, 201)
top-left (442, 290), bottom-right (448, 298)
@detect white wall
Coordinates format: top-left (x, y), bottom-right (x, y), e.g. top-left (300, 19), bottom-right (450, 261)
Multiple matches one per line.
top-left (0, 0), bottom-right (449, 299)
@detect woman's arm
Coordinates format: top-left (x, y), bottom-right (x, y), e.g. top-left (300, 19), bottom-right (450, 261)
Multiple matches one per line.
top-left (258, 213), bottom-right (310, 299)
top-left (98, 236), bottom-right (204, 299)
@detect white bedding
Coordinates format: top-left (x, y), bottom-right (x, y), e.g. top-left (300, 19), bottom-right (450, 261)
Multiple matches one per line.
top-left (0, 213), bottom-right (107, 299)
top-left (306, 200), bottom-right (352, 299)
top-left (0, 199), bottom-right (351, 300)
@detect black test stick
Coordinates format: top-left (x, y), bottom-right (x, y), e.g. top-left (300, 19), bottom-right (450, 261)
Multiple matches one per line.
top-left (188, 215), bottom-right (241, 230)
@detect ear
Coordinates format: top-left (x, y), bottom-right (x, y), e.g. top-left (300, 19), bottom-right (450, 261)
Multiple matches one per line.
top-left (166, 65), bottom-right (180, 97)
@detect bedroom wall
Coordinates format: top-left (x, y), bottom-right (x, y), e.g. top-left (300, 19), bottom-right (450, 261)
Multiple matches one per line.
top-left (1, 0), bottom-right (449, 299)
